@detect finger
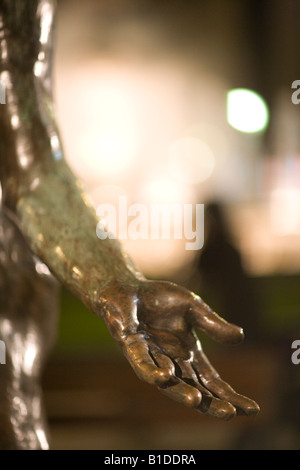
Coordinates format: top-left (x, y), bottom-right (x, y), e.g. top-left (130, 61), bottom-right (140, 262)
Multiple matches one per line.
top-left (197, 395), bottom-right (236, 420)
top-left (175, 358), bottom-right (213, 396)
top-left (158, 378), bottom-right (202, 409)
top-left (125, 336), bottom-right (202, 409)
top-left (148, 342), bottom-right (178, 372)
top-left (148, 345), bottom-right (202, 409)
top-left (193, 349), bottom-right (260, 417)
top-left (176, 358), bottom-right (236, 420)
top-left (155, 355), bottom-right (235, 420)
top-left (123, 333), bottom-right (175, 387)
top-left (189, 295), bottom-right (244, 344)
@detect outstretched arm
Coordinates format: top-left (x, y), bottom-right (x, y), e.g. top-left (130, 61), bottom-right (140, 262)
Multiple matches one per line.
top-left (0, 0), bottom-right (259, 420)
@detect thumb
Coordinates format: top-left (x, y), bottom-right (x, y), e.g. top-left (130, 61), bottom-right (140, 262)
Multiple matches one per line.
top-left (189, 295), bottom-right (244, 344)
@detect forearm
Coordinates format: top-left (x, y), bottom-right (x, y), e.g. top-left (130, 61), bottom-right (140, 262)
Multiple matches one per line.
top-left (16, 158), bottom-right (142, 310)
top-left (0, 0), bottom-right (143, 312)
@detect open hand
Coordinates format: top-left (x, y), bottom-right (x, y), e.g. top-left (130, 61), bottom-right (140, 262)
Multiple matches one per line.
top-left (99, 279), bottom-right (260, 420)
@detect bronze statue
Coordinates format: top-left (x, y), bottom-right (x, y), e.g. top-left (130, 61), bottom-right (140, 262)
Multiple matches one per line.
top-left (0, 0), bottom-right (259, 450)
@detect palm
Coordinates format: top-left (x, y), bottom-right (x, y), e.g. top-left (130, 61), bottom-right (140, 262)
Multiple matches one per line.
top-left (100, 280), bottom-right (260, 420)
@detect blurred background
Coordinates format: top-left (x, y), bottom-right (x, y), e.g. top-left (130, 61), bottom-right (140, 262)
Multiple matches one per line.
top-left (43, 0), bottom-right (300, 449)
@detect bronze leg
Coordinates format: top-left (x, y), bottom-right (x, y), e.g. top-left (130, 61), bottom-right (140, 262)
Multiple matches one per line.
top-left (0, 208), bottom-right (59, 449)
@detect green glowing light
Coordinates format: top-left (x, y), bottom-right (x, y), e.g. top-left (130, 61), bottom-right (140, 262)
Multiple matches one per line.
top-left (227, 88), bottom-right (269, 133)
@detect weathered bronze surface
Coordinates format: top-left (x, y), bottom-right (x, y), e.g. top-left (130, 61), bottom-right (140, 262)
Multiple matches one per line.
top-left (0, 0), bottom-right (259, 450)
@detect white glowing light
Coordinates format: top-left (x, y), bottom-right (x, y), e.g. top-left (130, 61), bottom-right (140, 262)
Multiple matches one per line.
top-left (142, 178), bottom-right (186, 204)
top-left (168, 137), bottom-right (215, 184)
top-left (227, 88), bottom-right (269, 133)
top-left (91, 185), bottom-right (127, 208)
top-left (77, 86), bottom-right (138, 179)
top-left (270, 188), bottom-right (300, 235)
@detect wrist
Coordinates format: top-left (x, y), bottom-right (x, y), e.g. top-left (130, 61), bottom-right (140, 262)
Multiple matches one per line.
top-left (95, 278), bottom-right (143, 338)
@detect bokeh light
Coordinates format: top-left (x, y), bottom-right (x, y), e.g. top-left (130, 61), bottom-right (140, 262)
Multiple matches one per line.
top-left (168, 137), bottom-right (215, 185)
top-left (142, 177), bottom-right (187, 204)
top-left (226, 88), bottom-right (269, 133)
top-left (270, 188), bottom-right (300, 235)
top-left (77, 85), bottom-right (139, 179)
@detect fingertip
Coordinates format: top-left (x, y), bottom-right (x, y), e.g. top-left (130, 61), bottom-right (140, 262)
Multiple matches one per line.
top-left (184, 388), bottom-right (202, 408)
top-left (198, 398), bottom-right (236, 421)
top-left (218, 403), bottom-right (236, 421)
top-left (160, 381), bottom-right (202, 409)
top-left (237, 399), bottom-right (260, 417)
top-left (224, 324), bottom-right (244, 345)
top-left (153, 367), bottom-right (175, 387)
top-left (137, 363), bottom-right (176, 388)
top-left (191, 300), bottom-right (245, 344)
top-left (207, 322), bottom-right (245, 345)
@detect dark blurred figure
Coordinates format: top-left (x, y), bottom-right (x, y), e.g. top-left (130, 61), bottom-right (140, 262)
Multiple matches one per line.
top-left (194, 201), bottom-right (261, 342)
